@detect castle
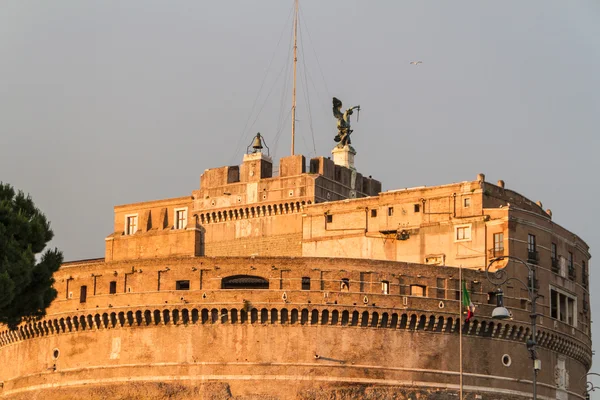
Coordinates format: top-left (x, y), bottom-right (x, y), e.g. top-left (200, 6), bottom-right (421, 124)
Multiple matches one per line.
top-left (0, 141), bottom-right (592, 399)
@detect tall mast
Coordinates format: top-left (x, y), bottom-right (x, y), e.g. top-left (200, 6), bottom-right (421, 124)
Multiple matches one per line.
top-left (291, 0), bottom-right (298, 156)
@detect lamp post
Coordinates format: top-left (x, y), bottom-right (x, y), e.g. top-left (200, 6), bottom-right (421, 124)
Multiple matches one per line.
top-left (579, 372), bottom-right (600, 399)
top-left (486, 255), bottom-right (540, 400)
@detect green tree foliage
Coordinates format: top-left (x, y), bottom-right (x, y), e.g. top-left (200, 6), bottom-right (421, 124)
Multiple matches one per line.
top-left (0, 183), bottom-right (62, 329)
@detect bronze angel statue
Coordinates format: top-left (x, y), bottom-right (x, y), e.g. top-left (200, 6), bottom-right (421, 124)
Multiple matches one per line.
top-left (332, 97), bottom-right (360, 147)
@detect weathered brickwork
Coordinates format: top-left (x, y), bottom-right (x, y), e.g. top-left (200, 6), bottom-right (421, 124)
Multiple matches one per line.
top-left (0, 154), bottom-right (591, 399)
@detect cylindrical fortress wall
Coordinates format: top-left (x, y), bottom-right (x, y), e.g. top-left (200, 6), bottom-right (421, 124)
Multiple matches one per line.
top-left (0, 257), bottom-right (591, 399)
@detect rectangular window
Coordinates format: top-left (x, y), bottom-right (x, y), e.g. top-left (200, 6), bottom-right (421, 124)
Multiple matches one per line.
top-left (567, 298), bottom-right (575, 326)
top-left (109, 281), bottom-right (117, 294)
top-left (176, 280), bottom-right (190, 290)
top-left (175, 208), bottom-right (187, 229)
top-left (568, 252), bottom-right (575, 279)
top-left (493, 233), bottom-right (504, 256)
top-left (370, 209), bottom-right (377, 218)
top-left (455, 225), bottom-right (471, 241)
top-left (487, 291), bottom-right (497, 305)
top-left (550, 287), bottom-right (577, 327)
top-left (80, 285), bottom-right (87, 303)
top-left (551, 242), bottom-right (558, 272)
top-left (381, 281), bottom-right (390, 295)
top-left (326, 214), bottom-right (333, 223)
top-left (410, 285), bottom-right (426, 297)
top-left (399, 278), bottom-right (408, 296)
top-left (582, 260), bottom-right (588, 287)
top-left (388, 207), bottom-right (394, 216)
top-left (527, 234), bottom-right (536, 252)
top-left (454, 280), bottom-right (461, 300)
top-left (463, 198), bottom-right (471, 208)
top-left (302, 277), bottom-right (311, 290)
top-left (436, 278), bottom-right (445, 299)
top-left (126, 215), bottom-right (138, 235)
top-left (414, 204), bottom-right (420, 213)
top-left (527, 234), bottom-right (537, 263)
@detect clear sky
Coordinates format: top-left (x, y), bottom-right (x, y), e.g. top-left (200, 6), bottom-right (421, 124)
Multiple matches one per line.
top-left (1, 0), bottom-right (599, 375)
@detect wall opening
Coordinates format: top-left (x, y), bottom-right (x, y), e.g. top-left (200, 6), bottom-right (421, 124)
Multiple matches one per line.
top-left (222, 275), bottom-right (269, 290)
top-left (79, 286), bottom-right (87, 303)
top-left (176, 280), bottom-right (190, 290)
top-left (302, 277), bottom-right (311, 290)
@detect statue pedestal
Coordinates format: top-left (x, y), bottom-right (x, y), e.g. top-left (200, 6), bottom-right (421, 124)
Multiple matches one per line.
top-left (331, 144), bottom-right (356, 170)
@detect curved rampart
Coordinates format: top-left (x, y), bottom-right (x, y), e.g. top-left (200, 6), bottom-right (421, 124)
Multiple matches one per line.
top-left (0, 256), bottom-right (592, 399)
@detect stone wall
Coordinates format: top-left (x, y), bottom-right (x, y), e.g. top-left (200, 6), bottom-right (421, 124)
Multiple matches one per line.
top-left (0, 257), bottom-right (591, 399)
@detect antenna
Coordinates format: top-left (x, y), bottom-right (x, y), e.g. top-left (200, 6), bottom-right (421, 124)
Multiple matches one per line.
top-left (291, 0), bottom-right (298, 156)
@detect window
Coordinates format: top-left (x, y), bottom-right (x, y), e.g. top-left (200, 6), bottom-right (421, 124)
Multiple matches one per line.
top-left (527, 234), bottom-right (537, 262)
top-left (582, 260), bottom-right (588, 288)
top-left (399, 278), bottom-right (408, 295)
top-left (174, 208), bottom-right (188, 229)
top-left (527, 234), bottom-right (536, 252)
top-left (109, 281), bottom-right (117, 294)
top-left (302, 277), bottom-right (311, 291)
top-left (80, 286), bottom-right (87, 303)
top-left (455, 225), bottom-right (471, 241)
top-left (568, 252), bottom-right (575, 279)
top-left (414, 204), bottom-right (420, 213)
top-left (463, 198), bottom-right (471, 208)
top-left (487, 291), bottom-right (497, 305)
top-left (340, 278), bottom-right (350, 292)
top-left (370, 209), bottom-right (377, 218)
top-left (550, 287), bottom-right (577, 327)
top-left (436, 278), bottom-right (445, 299)
top-left (125, 214), bottom-right (138, 235)
top-left (388, 207), bottom-right (394, 216)
top-left (176, 280), bottom-right (190, 290)
top-left (410, 285), bottom-right (426, 297)
top-left (381, 281), bottom-right (389, 295)
top-left (551, 243), bottom-right (558, 272)
top-left (326, 214), bottom-right (333, 223)
top-left (493, 233), bottom-right (504, 256)
top-left (222, 275), bottom-right (269, 289)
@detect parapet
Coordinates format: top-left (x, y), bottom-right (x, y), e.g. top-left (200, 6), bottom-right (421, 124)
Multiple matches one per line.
top-left (279, 154), bottom-right (306, 177)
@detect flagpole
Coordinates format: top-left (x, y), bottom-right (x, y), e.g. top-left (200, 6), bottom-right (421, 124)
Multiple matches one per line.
top-left (459, 265), bottom-right (463, 400)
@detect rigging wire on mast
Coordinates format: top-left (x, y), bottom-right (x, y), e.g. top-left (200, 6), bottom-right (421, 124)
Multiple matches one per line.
top-left (290, 0), bottom-right (298, 156)
top-left (229, 3), bottom-right (295, 164)
top-left (298, 18), bottom-right (317, 157)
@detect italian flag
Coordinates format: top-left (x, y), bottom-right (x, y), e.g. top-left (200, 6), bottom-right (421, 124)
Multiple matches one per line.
top-left (462, 280), bottom-right (475, 322)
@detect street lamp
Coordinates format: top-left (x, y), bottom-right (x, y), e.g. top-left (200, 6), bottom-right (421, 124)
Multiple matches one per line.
top-left (579, 372), bottom-right (600, 399)
top-left (486, 255), bottom-right (540, 400)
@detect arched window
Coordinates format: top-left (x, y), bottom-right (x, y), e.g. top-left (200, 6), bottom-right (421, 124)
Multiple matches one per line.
top-left (341, 278), bottom-right (350, 292)
top-left (222, 275), bottom-right (269, 289)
